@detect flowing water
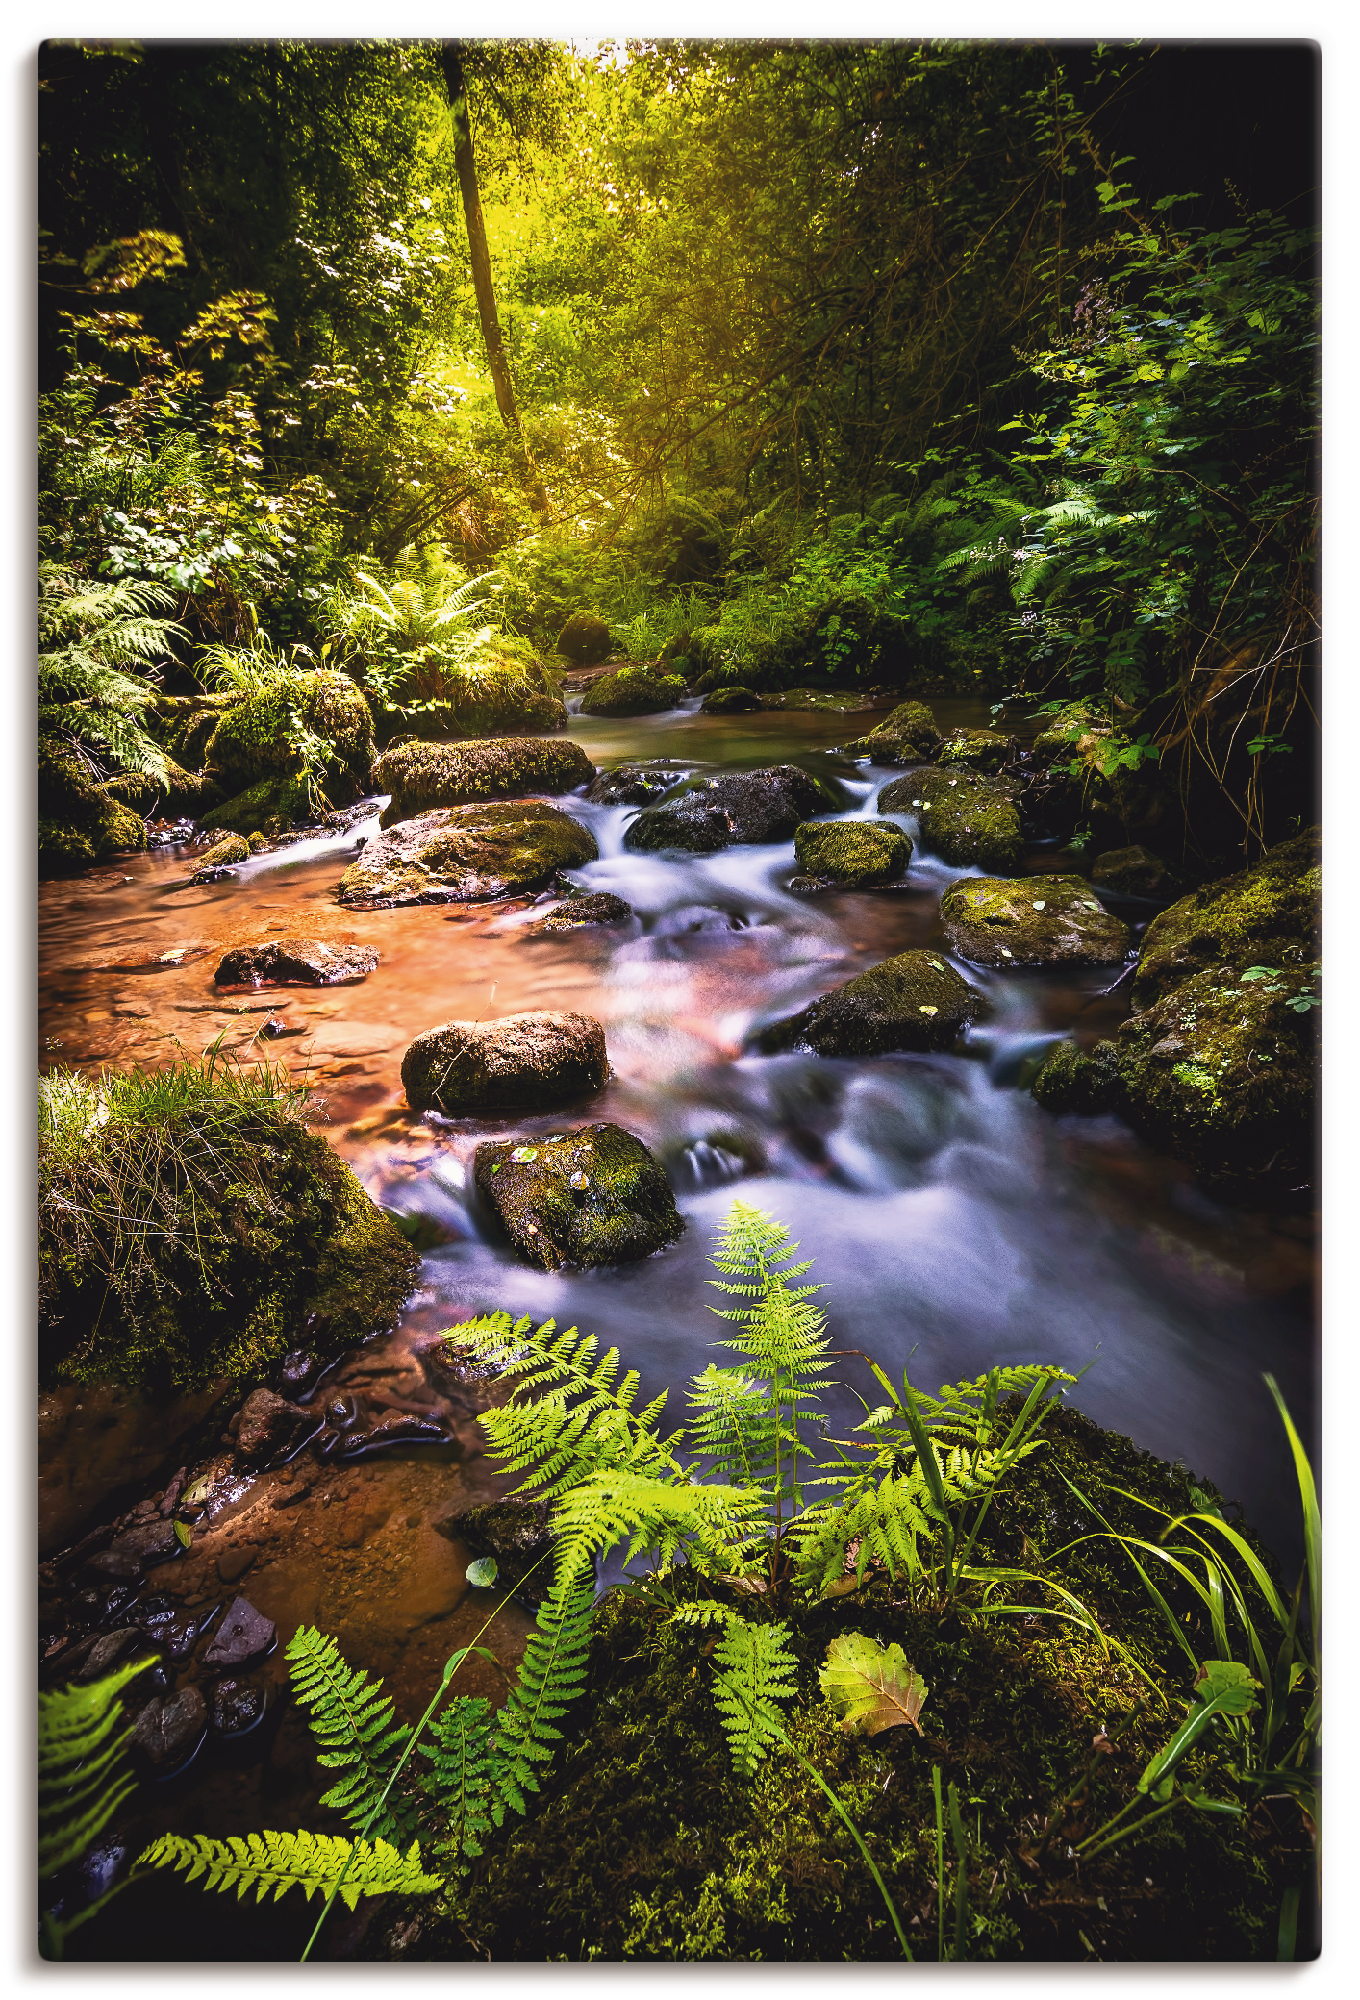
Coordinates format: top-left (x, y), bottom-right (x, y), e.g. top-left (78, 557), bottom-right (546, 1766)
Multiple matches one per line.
top-left (39, 698), bottom-right (1316, 1545)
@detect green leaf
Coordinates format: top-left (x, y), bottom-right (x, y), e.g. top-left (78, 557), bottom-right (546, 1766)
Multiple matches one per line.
top-left (820, 1633), bottom-right (928, 1737)
top-left (466, 1556), bottom-right (498, 1589)
top-left (173, 1519), bottom-right (193, 1549)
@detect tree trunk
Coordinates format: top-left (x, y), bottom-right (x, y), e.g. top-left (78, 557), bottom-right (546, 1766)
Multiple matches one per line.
top-left (437, 43), bottom-right (547, 515)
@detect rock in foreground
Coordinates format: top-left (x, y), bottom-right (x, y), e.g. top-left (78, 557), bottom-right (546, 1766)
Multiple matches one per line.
top-left (792, 817), bottom-right (911, 888)
top-left (625, 764), bottom-right (832, 853)
top-left (374, 737), bottom-right (594, 825)
top-left (941, 876), bottom-right (1130, 968)
top-left (214, 938), bottom-right (378, 987)
top-left (757, 948), bottom-right (984, 1056)
top-left (1131, 828), bottom-right (1319, 1006)
top-left (403, 1011), bottom-right (608, 1116)
top-left (474, 1124), bottom-right (684, 1270)
top-left (337, 801), bottom-right (598, 907)
top-left (878, 767), bottom-right (1022, 871)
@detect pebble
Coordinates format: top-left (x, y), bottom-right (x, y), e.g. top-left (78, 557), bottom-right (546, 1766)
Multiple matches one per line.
top-left (202, 1596), bottom-right (276, 1669)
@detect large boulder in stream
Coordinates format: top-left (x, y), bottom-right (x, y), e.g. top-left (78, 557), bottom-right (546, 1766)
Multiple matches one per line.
top-left (878, 766), bottom-right (1023, 872)
top-left (941, 876), bottom-right (1131, 968)
top-left (1130, 828), bottom-right (1320, 1007)
top-left (625, 764), bottom-right (833, 853)
top-left (374, 737), bottom-right (594, 825)
top-left (474, 1123), bottom-right (684, 1270)
top-left (402, 1012), bottom-right (609, 1116)
top-left (845, 699), bottom-right (942, 763)
top-left (701, 685), bottom-right (764, 713)
top-left (337, 801), bottom-right (598, 908)
top-left (579, 664), bottom-right (687, 716)
top-left (757, 949), bottom-right (984, 1056)
top-left (792, 818), bottom-right (912, 888)
top-left (1032, 831), bottom-right (1320, 1203)
top-left (524, 893), bottom-right (635, 936)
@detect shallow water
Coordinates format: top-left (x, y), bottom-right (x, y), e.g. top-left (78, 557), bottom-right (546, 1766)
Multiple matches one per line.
top-left (38, 701), bottom-right (1316, 1547)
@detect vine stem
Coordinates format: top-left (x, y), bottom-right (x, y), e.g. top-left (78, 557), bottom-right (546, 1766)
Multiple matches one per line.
top-left (790, 1746), bottom-right (914, 1960)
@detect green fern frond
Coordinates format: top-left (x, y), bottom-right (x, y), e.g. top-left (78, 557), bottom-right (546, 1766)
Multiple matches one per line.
top-left (136, 1829), bottom-right (441, 1910)
top-left (419, 1696), bottom-right (496, 1865)
top-left (667, 1599), bottom-right (737, 1630)
top-left (711, 1615), bottom-right (799, 1777)
top-left (491, 1569), bottom-right (595, 1817)
top-left (794, 1470), bottom-right (936, 1592)
top-left (458, 1312), bottom-right (680, 1498)
top-left (39, 1656), bottom-right (156, 1879)
top-left (688, 1364), bottom-right (781, 1488)
top-left (551, 1469), bottom-right (766, 1583)
top-left (284, 1627), bottom-right (418, 1843)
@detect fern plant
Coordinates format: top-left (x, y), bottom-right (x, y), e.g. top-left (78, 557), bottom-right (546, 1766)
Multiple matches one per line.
top-left (38, 560), bottom-right (181, 781)
top-left (38, 1655), bottom-right (156, 1957)
top-left (139, 1830), bottom-right (441, 1909)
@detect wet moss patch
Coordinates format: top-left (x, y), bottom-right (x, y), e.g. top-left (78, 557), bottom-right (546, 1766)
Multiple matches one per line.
top-left (375, 737), bottom-right (595, 824)
top-left (474, 1123), bottom-right (684, 1270)
top-left (878, 768), bottom-right (1022, 872)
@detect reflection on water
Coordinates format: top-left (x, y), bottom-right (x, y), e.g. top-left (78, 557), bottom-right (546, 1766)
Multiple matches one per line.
top-left (38, 703), bottom-right (1316, 1549)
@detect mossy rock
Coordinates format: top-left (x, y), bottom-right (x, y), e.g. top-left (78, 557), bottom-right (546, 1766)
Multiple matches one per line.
top-left (154, 692), bottom-right (240, 771)
top-left (557, 611), bottom-right (612, 664)
top-left (1133, 830), bottom-right (1320, 1007)
top-left (758, 948), bottom-right (983, 1056)
top-left (844, 698), bottom-right (942, 763)
top-left (37, 741), bottom-right (148, 874)
top-left (936, 727), bottom-right (1012, 774)
top-left (791, 818), bottom-right (911, 888)
top-left (39, 1086), bottom-right (418, 1391)
top-left (878, 766), bottom-right (1023, 872)
top-left (337, 801), bottom-right (598, 908)
top-left (526, 893), bottom-right (635, 935)
top-left (1113, 963), bottom-right (1317, 1200)
top-left (195, 833), bottom-right (250, 871)
top-left (199, 775), bottom-right (314, 836)
top-left (940, 875), bottom-right (1131, 968)
top-left (402, 1011), bottom-right (608, 1116)
top-left (377, 665), bottom-right (566, 743)
top-left (204, 669), bottom-right (375, 804)
top-left (374, 737), bottom-right (595, 825)
top-left (701, 686), bottom-right (764, 714)
top-left (474, 1123), bottom-right (684, 1270)
top-left (1091, 844), bottom-right (1171, 898)
top-left (579, 665), bottom-right (687, 717)
top-left (398, 1404), bottom-right (1284, 1963)
top-left (625, 765), bottom-right (833, 854)
top-left (763, 687), bottom-right (874, 713)
top-left (1030, 1038), bottom-right (1124, 1116)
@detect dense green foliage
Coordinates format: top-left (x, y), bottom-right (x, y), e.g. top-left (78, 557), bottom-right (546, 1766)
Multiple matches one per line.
top-left (38, 37), bottom-right (1317, 866)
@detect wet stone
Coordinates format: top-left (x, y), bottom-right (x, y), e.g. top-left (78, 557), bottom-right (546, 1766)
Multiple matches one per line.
top-left (85, 1518), bottom-right (183, 1582)
top-left (232, 1386), bottom-right (319, 1467)
top-left (210, 1677), bottom-right (266, 1737)
top-left (625, 763), bottom-right (833, 854)
top-left (402, 1010), bottom-right (609, 1116)
top-left (214, 938), bottom-right (379, 988)
top-left (475, 1122), bottom-right (685, 1271)
top-left (202, 1596), bottom-right (276, 1669)
top-left (133, 1684), bottom-right (207, 1770)
top-left (75, 1628), bottom-right (147, 1681)
top-left (216, 1547), bottom-right (257, 1585)
top-left (758, 949), bottom-right (985, 1057)
top-left (586, 761), bottom-right (689, 806)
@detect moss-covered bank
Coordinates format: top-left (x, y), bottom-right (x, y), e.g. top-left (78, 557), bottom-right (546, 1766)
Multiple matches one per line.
top-left (38, 1056), bottom-right (417, 1390)
top-left (381, 1406), bottom-right (1305, 1963)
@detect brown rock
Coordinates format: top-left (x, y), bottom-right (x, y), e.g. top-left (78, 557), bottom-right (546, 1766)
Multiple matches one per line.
top-left (402, 1011), bottom-right (608, 1116)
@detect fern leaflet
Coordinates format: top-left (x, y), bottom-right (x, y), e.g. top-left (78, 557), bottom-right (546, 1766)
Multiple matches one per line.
top-left (137, 1829), bottom-right (441, 1909)
top-left (711, 1615), bottom-right (799, 1777)
top-left (418, 1697), bottom-right (497, 1865)
top-left (39, 1656), bottom-right (155, 1880)
top-left (491, 1568), bottom-right (595, 1817)
top-left (284, 1626), bottom-right (418, 1843)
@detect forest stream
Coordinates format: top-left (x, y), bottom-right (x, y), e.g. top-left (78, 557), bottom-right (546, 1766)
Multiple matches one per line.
top-left (38, 695), bottom-right (1317, 1959)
